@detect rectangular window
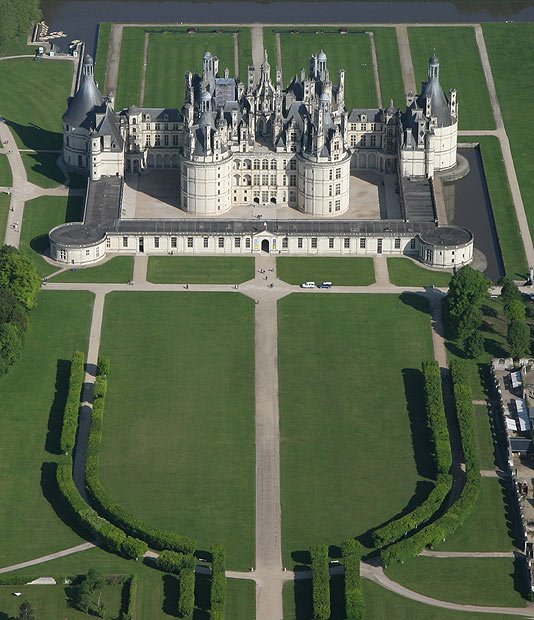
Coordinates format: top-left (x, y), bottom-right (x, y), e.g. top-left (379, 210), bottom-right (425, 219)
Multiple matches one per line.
top-left (350, 135), bottom-right (357, 147)
top-left (335, 183), bottom-right (341, 195)
top-left (344, 238), bottom-right (350, 249)
top-left (234, 237), bottom-right (241, 248)
top-left (218, 237), bottom-right (224, 248)
top-left (187, 237), bottom-right (193, 248)
top-left (154, 236), bottom-right (160, 248)
top-left (360, 238), bottom-right (366, 249)
top-left (410, 239), bottom-right (416, 250)
top-left (155, 123), bottom-right (160, 130)
top-left (289, 175), bottom-right (296, 187)
top-left (262, 174), bottom-right (268, 185)
top-left (171, 237), bottom-right (177, 248)
top-left (164, 134), bottom-right (169, 146)
top-left (282, 238), bottom-right (288, 249)
top-left (377, 238), bottom-right (383, 254)
top-left (394, 238), bottom-right (401, 249)
top-left (106, 237), bottom-right (111, 248)
top-left (245, 237), bottom-right (251, 248)
top-left (329, 238), bottom-right (334, 249)
top-left (311, 238), bottom-right (317, 249)
top-left (335, 200), bottom-right (340, 211)
top-left (370, 134), bottom-right (377, 147)
top-left (298, 237), bottom-right (303, 249)
top-left (155, 134), bottom-right (161, 146)
top-left (203, 237), bottom-right (209, 248)
top-left (85, 249), bottom-right (90, 256)
top-left (270, 175), bottom-right (276, 185)
top-left (172, 134), bottom-right (179, 146)
top-left (329, 169), bottom-right (333, 180)
top-left (336, 168), bottom-right (341, 179)
top-left (122, 237), bottom-right (128, 248)
top-left (328, 185), bottom-right (333, 197)
top-left (289, 159), bottom-right (296, 170)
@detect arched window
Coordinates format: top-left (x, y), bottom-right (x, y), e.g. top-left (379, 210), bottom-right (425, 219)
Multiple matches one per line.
top-left (270, 159), bottom-right (277, 170)
top-left (244, 174), bottom-right (252, 186)
top-left (243, 159), bottom-right (251, 169)
top-left (234, 160), bottom-right (241, 169)
top-left (233, 174), bottom-right (240, 185)
top-left (253, 159), bottom-right (260, 170)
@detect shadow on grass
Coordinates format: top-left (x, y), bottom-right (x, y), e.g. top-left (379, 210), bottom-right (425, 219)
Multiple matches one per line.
top-left (512, 551), bottom-right (530, 601)
top-left (290, 549), bottom-right (311, 570)
top-left (399, 292), bottom-right (431, 315)
top-left (403, 368), bottom-right (436, 479)
top-left (193, 572), bottom-right (210, 620)
top-left (502, 478), bottom-right (526, 550)
top-left (293, 576), bottom-right (312, 620)
top-left (330, 573), bottom-right (346, 619)
top-left (7, 120), bottom-right (62, 151)
top-left (29, 233), bottom-right (50, 258)
top-left (162, 574), bottom-right (180, 617)
top-left (23, 151), bottom-right (65, 186)
top-left (45, 358), bottom-right (70, 455)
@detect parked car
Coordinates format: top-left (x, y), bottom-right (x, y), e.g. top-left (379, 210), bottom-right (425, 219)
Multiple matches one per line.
top-left (319, 281), bottom-right (332, 289)
top-left (300, 281), bottom-right (315, 289)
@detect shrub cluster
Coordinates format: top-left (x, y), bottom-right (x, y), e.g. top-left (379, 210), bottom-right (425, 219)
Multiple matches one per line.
top-left (210, 544), bottom-right (226, 620)
top-left (55, 457), bottom-right (146, 559)
top-left (60, 351), bottom-right (85, 455)
top-left (341, 539), bottom-right (364, 620)
top-left (119, 575), bottom-right (137, 620)
top-left (371, 361), bottom-right (452, 548)
top-left (381, 361), bottom-right (481, 565)
top-left (85, 358), bottom-right (195, 554)
top-left (310, 545), bottom-right (330, 620)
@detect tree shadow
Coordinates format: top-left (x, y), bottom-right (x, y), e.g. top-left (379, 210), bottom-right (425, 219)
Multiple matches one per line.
top-left (293, 576), bottom-right (312, 620)
top-left (162, 574), bottom-right (179, 617)
top-left (484, 337), bottom-right (508, 359)
top-left (402, 368), bottom-right (436, 479)
top-left (290, 549), bottom-right (311, 571)
top-left (0, 613), bottom-right (11, 620)
top-left (501, 478), bottom-right (526, 550)
top-left (399, 292), bottom-right (431, 315)
top-left (45, 359), bottom-right (71, 454)
top-left (6, 120), bottom-right (62, 152)
top-left (329, 573), bottom-right (346, 620)
top-left (193, 572), bottom-right (210, 619)
top-left (512, 551), bottom-right (530, 600)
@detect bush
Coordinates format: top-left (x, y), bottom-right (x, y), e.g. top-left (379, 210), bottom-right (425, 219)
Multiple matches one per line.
top-left (155, 550), bottom-right (193, 574)
top-left (341, 539), bottom-right (364, 620)
top-left (210, 544), bottom-right (226, 617)
top-left (310, 545), bottom-right (330, 620)
top-left (121, 536), bottom-right (148, 560)
top-left (119, 575), bottom-right (137, 620)
top-left (178, 558), bottom-right (195, 617)
top-left (85, 358), bottom-right (196, 554)
top-left (60, 351), bottom-right (85, 455)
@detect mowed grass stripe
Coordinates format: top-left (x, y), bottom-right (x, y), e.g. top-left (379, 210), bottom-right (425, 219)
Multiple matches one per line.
top-left (387, 257), bottom-right (451, 287)
top-left (0, 291), bottom-right (93, 565)
top-left (237, 27), bottom-right (252, 81)
top-left (371, 27), bottom-right (406, 110)
top-left (0, 192), bottom-right (8, 243)
top-left (483, 23), bottom-right (534, 245)
top-left (144, 31), bottom-right (236, 108)
top-left (147, 256), bottom-right (255, 284)
top-left (50, 256), bottom-right (134, 283)
top-left (115, 27), bottom-right (145, 109)
top-left (277, 256), bottom-right (375, 286)
top-left (99, 292), bottom-right (255, 570)
top-left (94, 22), bottom-right (111, 90)
top-left (279, 30), bottom-right (377, 109)
top-left (408, 27), bottom-right (495, 131)
top-left (279, 293), bottom-right (434, 564)
top-left (0, 58), bottom-right (73, 150)
top-left (0, 153), bottom-right (13, 187)
top-left (459, 136), bottom-right (527, 278)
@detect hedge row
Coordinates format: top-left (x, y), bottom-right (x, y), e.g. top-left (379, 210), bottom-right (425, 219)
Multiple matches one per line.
top-left (341, 539), bottom-right (364, 620)
top-left (178, 557), bottom-right (195, 618)
top-left (119, 575), bottom-right (137, 620)
top-left (85, 358), bottom-right (196, 554)
top-left (371, 361), bottom-right (452, 548)
top-left (381, 361), bottom-right (481, 565)
top-left (210, 544), bottom-right (227, 620)
top-left (56, 457), bottom-right (147, 559)
top-left (59, 351), bottom-right (85, 455)
top-left (310, 545), bottom-right (330, 620)
top-left (155, 550), bottom-right (193, 574)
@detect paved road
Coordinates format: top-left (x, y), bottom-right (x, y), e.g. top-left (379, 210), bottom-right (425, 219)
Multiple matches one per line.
top-left (106, 24), bottom-right (124, 98)
top-left (396, 25), bottom-right (416, 94)
top-left (251, 25), bottom-right (264, 81)
top-left (0, 543), bottom-right (95, 574)
top-left (368, 31), bottom-right (383, 108)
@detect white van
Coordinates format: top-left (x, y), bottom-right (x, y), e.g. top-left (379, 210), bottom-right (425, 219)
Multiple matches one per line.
top-left (300, 281), bottom-right (316, 289)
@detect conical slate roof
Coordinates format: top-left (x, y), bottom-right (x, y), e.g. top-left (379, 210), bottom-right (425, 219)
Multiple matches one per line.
top-left (62, 55), bottom-right (104, 127)
top-left (417, 55), bottom-right (452, 127)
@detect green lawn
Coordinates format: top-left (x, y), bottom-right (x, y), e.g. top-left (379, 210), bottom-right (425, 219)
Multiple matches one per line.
top-left (94, 22), bottom-right (112, 90)
top-left (279, 294), bottom-right (434, 564)
top-left (262, 28), bottom-right (279, 69)
top-left (474, 404), bottom-right (497, 470)
top-left (408, 27), bottom-right (495, 130)
top-left (227, 579), bottom-right (256, 620)
top-left (483, 24), bottom-right (534, 246)
top-left (437, 478), bottom-right (515, 552)
top-left (21, 151), bottom-right (65, 188)
top-left (371, 27), bottom-right (406, 110)
top-left (144, 30), bottom-right (236, 108)
top-left (20, 195), bottom-right (84, 276)
top-left (387, 257), bottom-right (452, 287)
top-left (0, 153), bottom-right (13, 186)
top-left (99, 292), bottom-right (255, 570)
top-left (115, 27), bottom-right (146, 109)
top-left (0, 584), bottom-right (122, 620)
top-left (147, 256), bottom-right (255, 284)
top-left (237, 27), bottom-right (253, 81)
top-left (279, 29), bottom-right (377, 108)
top-left (50, 256), bottom-right (134, 283)
top-left (0, 291), bottom-right (93, 566)
top-left (277, 257), bottom-right (375, 286)
top-left (386, 556), bottom-right (526, 607)
top-left (459, 136), bottom-right (527, 278)
top-left (0, 58), bottom-right (73, 150)
top-left (0, 192), bottom-right (9, 244)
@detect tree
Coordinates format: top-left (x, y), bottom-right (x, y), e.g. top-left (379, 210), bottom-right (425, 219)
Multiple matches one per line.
top-left (0, 286), bottom-right (28, 332)
top-left (500, 276), bottom-right (522, 309)
top-left (18, 600), bottom-right (35, 620)
top-left (463, 330), bottom-right (485, 359)
top-left (507, 320), bottom-right (531, 359)
top-left (0, 322), bottom-right (22, 375)
top-left (0, 0), bottom-right (41, 49)
top-left (0, 246), bottom-right (40, 309)
top-left (445, 266), bottom-right (490, 340)
top-left (506, 298), bottom-right (526, 322)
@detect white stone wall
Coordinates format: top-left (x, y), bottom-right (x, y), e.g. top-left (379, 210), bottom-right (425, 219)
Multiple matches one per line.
top-left (51, 237), bottom-right (107, 265)
top-left (430, 121), bottom-right (458, 172)
top-left (63, 125), bottom-right (90, 170)
top-left (90, 136), bottom-right (124, 180)
top-left (297, 154), bottom-right (351, 216)
top-left (399, 147), bottom-right (427, 178)
top-left (418, 238), bottom-right (472, 268)
top-left (180, 156), bottom-right (233, 214)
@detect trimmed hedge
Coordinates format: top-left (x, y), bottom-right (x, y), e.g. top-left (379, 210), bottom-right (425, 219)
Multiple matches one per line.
top-left (85, 358), bottom-right (196, 554)
top-left (155, 550), bottom-right (192, 574)
top-left (120, 575), bottom-right (137, 620)
top-left (59, 351), bottom-right (85, 455)
top-left (210, 543), bottom-right (226, 619)
top-left (342, 539), bottom-right (364, 620)
top-left (310, 545), bottom-right (330, 620)
top-left (371, 361), bottom-right (452, 548)
top-left (381, 361), bottom-right (481, 565)
top-left (178, 555), bottom-right (196, 617)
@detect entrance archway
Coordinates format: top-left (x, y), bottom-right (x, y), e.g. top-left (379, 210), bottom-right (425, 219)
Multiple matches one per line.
top-left (253, 197), bottom-right (260, 204)
top-left (261, 239), bottom-right (269, 253)
top-left (270, 197), bottom-right (276, 204)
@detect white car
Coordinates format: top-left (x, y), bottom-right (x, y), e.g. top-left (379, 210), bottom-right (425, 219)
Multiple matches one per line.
top-left (300, 282), bottom-right (316, 289)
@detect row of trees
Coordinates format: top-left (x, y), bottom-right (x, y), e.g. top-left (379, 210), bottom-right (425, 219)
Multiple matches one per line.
top-left (60, 351), bottom-right (85, 455)
top-left (85, 358), bottom-right (196, 555)
top-left (371, 361), bottom-right (452, 548)
top-left (501, 277), bottom-right (531, 358)
top-left (341, 539), bottom-right (364, 620)
top-left (0, 245), bottom-right (40, 376)
top-left (0, 0), bottom-right (40, 49)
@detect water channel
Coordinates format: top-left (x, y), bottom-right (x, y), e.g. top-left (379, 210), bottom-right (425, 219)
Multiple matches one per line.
top-left (41, 0), bottom-right (534, 52)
